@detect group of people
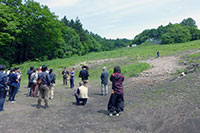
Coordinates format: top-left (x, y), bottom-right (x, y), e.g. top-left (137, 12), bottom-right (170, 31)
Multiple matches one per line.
top-left (0, 65), bottom-right (22, 111)
top-left (72, 65), bottom-right (124, 116)
top-left (0, 63), bottom-right (125, 117)
top-left (62, 67), bottom-right (75, 88)
top-left (27, 65), bottom-right (56, 108)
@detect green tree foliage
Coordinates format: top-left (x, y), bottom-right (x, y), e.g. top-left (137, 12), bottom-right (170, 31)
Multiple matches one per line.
top-left (0, 0), bottom-right (131, 66)
top-left (161, 24), bottom-right (191, 44)
top-left (132, 18), bottom-right (200, 45)
top-left (181, 17), bottom-right (197, 28)
top-left (0, 4), bottom-right (20, 65)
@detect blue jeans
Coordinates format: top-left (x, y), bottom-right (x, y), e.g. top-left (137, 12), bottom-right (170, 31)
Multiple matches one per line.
top-left (9, 85), bottom-right (19, 101)
top-left (70, 78), bottom-right (74, 88)
top-left (0, 89), bottom-right (7, 111)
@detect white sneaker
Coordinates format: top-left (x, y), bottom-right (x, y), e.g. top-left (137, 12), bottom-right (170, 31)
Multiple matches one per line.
top-left (109, 113), bottom-right (113, 117)
top-left (116, 113), bottom-right (119, 117)
top-left (11, 101), bottom-right (16, 104)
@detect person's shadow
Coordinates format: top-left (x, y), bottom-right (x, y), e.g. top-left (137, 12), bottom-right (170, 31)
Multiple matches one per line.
top-left (72, 102), bottom-right (85, 106)
top-left (97, 110), bottom-right (108, 115)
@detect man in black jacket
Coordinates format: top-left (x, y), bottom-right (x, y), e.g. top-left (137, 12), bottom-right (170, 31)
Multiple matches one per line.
top-left (79, 66), bottom-right (89, 88)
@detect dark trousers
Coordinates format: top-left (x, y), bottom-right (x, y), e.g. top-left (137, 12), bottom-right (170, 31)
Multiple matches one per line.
top-left (31, 83), bottom-right (38, 97)
top-left (75, 94), bottom-right (87, 105)
top-left (63, 78), bottom-right (67, 86)
top-left (108, 93), bottom-right (124, 113)
top-left (0, 89), bottom-right (7, 111)
top-left (70, 78), bottom-right (74, 88)
top-left (9, 85), bottom-right (18, 101)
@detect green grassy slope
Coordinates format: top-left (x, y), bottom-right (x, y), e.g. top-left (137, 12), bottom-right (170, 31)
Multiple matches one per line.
top-left (15, 40), bottom-right (200, 84)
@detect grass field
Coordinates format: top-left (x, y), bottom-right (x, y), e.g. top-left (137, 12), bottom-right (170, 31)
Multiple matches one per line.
top-left (15, 40), bottom-right (200, 84)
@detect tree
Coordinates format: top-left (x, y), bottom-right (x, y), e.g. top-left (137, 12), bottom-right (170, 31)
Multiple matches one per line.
top-left (161, 24), bottom-right (191, 44)
top-left (0, 4), bottom-right (20, 65)
top-left (181, 17), bottom-right (197, 28)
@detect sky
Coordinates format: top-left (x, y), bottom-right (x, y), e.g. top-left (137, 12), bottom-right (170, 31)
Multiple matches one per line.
top-left (34, 0), bottom-right (200, 39)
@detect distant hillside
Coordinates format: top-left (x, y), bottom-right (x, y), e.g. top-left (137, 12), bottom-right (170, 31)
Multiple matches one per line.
top-left (0, 0), bottom-right (131, 66)
top-left (16, 40), bottom-right (200, 83)
top-left (132, 18), bottom-right (200, 45)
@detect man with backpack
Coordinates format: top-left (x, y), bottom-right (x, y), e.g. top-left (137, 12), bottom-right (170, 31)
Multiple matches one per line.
top-left (37, 65), bottom-right (51, 108)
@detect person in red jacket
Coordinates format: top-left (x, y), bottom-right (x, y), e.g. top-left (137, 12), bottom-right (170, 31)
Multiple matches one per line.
top-left (108, 66), bottom-right (124, 117)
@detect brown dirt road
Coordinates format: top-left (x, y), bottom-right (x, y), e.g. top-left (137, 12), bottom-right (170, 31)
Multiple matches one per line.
top-left (0, 51), bottom-right (200, 133)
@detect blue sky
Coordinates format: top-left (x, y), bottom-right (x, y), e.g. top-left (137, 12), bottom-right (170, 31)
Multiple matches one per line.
top-left (35, 0), bottom-right (200, 39)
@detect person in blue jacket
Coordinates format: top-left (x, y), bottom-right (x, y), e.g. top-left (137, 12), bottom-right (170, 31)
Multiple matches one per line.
top-left (8, 68), bottom-right (20, 103)
top-left (0, 64), bottom-right (8, 111)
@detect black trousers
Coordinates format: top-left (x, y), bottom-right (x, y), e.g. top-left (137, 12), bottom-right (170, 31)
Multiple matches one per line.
top-left (108, 93), bottom-right (124, 113)
top-left (75, 94), bottom-right (87, 105)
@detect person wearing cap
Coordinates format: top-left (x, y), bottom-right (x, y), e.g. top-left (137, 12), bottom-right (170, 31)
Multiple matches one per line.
top-left (37, 65), bottom-right (51, 108)
top-left (74, 82), bottom-right (88, 105)
top-left (100, 66), bottom-right (109, 96)
top-left (107, 66), bottom-right (124, 117)
top-left (79, 66), bottom-right (89, 88)
top-left (0, 64), bottom-right (8, 111)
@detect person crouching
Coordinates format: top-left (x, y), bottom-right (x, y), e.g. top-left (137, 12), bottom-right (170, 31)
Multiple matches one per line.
top-left (74, 82), bottom-right (88, 105)
top-left (108, 66), bottom-right (125, 117)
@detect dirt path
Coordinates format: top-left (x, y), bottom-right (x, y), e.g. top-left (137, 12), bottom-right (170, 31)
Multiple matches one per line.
top-left (131, 56), bottom-right (184, 87)
top-left (0, 51), bottom-right (200, 133)
top-left (72, 57), bottom-right (127, 69)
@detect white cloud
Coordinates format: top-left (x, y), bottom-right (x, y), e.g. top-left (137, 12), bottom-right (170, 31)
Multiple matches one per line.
top-left (35, 0), bottom-right (78, 8)
top-left (35, 0), bottom-right (200, 39)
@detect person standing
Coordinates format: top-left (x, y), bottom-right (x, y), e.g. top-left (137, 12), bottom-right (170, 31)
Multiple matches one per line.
top-left (30, 69), bottom-right (38, 97)
top-left (49, 69), bottom-right (56, 99)
top-left (74, 82), bottom-right (88, 105)
top-left (37, 65), bottom-right (51, 108)
top-left (100, 67), bottom-right (109, 96)
top-left (79, 66), bottom-right (89, 88)
top-left (27, 66), bottom-right (34, 96)
top-left (8, 68), bottom-right (20, 103)
top-left (16, 67), bottom-right (22, 90)
top-left (157, 51), bottom-right (160, 58)
top-left (62, 68), bottom-right (69, 87)
top-left (0, 64), bottom-right (8, 112)
top-left (70, 68), bottom-right (75, 89)
top-left (108, 66), bottom-right (124, 117)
